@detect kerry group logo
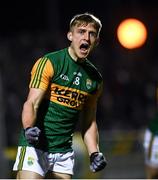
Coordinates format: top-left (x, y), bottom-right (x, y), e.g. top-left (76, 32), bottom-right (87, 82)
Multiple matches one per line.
top-left (50, 83), bottom-right (90, 110)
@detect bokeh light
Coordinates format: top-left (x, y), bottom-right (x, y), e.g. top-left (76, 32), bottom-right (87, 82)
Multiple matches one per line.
top-left (117, 18), bottom-right (147, 49)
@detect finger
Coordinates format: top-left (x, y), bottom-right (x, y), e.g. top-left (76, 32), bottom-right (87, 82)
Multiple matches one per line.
top-left (27, 132), bottom-right (39, 137)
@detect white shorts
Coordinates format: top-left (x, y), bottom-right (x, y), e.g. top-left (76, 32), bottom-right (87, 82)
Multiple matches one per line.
top-left (143, 129), bottom-right (158, 167)
top-left (13, 146), bottom-right (75, 176)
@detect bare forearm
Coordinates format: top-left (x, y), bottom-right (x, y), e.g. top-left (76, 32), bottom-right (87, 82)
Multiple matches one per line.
top-left (22, 101), bottom-right (37, 129)
top-left (21, 88), bottom-right (45, 129)
top-left (83, 121), bottom-right (100, 155)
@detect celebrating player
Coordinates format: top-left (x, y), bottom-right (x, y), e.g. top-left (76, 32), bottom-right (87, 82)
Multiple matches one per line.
top-left (13, 12), bottom-right (107, 179)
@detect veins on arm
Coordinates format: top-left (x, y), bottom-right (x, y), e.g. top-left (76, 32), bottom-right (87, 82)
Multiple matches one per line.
top-left (22, 88), bottom-right (46, 129)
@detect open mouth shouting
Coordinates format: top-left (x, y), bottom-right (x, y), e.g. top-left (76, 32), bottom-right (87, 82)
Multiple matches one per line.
top-left (79, 43), bottom-right (90, 55)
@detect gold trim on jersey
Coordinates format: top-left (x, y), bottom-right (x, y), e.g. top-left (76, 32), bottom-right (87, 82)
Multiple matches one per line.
top-left (50, 83), bottom-right (90, 110)
top-left (30, 57), bottom-right (48, 88)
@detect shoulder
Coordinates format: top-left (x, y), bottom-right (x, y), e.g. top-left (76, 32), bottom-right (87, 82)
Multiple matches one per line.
top-left (44, 48), bottom-right (67, 61)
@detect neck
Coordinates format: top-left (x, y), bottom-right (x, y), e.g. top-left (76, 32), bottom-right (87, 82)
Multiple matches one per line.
top-left (68, 47), bottom-right (77, 61)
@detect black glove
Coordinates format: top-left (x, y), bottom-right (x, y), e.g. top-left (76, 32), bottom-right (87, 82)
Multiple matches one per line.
top-left (24, 126), bottom-right (41, 145)
top-left (90, 152), bottom-right (107, 172)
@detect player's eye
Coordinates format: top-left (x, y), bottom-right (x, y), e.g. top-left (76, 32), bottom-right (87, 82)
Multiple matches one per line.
top-left (90, 32), bottom-right (97, 38)
top-left (78, 29), bottom-right (85, 34)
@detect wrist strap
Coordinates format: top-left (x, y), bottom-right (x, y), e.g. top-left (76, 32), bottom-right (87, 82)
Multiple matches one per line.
top-left (90, 152), bottom-right (99, 158)
top-left (24, 127), bottom-right (32, 131)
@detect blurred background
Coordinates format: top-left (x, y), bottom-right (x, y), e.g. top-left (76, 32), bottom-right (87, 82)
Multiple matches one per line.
top-left (0, 0), bottom-right (158, 178)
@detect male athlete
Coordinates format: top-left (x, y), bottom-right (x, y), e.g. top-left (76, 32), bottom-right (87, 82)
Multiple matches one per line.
top-left (13, 12), bottom-right (107, 179)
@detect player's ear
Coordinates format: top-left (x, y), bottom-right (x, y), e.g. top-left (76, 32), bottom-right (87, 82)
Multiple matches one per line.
top-left (67, 32), bottom-right (73, 41)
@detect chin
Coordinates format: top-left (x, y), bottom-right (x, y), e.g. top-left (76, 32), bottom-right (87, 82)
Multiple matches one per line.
top-left (79, 54), bottom-right (88, 59)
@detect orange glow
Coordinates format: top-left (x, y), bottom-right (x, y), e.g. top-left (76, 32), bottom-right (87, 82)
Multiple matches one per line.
top-left (117, 18), bottom-right (147, 49)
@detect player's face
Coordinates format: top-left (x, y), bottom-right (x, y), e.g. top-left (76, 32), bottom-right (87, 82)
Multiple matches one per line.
top-left (68, 23), bottom-right (99, 60)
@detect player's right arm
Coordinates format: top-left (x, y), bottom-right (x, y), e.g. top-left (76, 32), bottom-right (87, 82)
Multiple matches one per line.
top-left (22, 88), bottom-right (46, 129)
top-left (22, 57), bottom-right (54, 129)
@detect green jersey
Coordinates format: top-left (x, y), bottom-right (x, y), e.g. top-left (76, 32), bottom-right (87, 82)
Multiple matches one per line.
top-left (19, 48), bottom-right (103, 153)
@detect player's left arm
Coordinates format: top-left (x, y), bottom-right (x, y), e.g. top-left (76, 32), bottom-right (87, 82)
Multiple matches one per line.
top-left (81, 82), bottom-right (102, 154)
top-left (81, 97), bottom-right (99, 154)
top-left (81, 82), bottom-right (107, 172)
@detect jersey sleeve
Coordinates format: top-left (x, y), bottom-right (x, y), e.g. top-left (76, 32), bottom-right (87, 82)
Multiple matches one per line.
top-left (29, 57), bottom-right (54, 90)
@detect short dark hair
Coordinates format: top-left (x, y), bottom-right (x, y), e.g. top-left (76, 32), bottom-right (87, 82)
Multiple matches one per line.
top-left (69, 12), bottom-right (102, 36)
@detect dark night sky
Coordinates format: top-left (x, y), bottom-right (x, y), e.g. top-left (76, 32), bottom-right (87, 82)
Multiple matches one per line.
top-left (0, 0), bottom-right (158, 60)
top-left (0, 0), bottom-right (157, 57)
top-left (0, 0), bottom-right (158, 34)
